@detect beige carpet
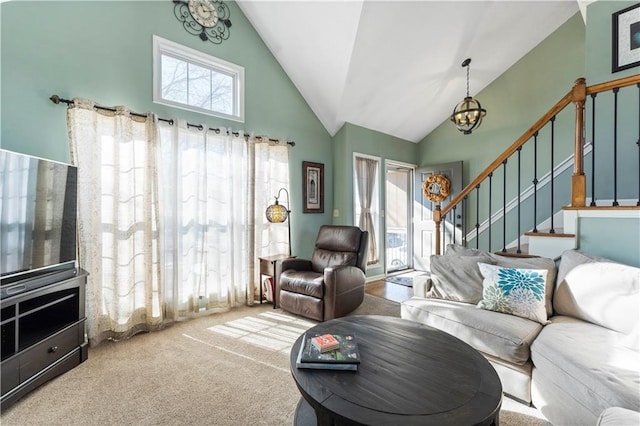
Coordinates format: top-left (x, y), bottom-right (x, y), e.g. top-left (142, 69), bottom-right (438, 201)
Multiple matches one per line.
top-left (1, 294), bottom-right (548, 425)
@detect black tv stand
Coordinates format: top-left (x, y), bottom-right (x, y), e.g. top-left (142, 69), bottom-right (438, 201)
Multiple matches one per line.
top-left (1, 268), bottom-right (88, 409)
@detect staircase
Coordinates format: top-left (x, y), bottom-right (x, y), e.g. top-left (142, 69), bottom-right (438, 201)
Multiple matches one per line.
top-left (433, 75), bottom-right (640, 260)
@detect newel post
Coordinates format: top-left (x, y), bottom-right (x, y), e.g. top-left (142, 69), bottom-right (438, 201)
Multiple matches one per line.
top-left (434, 205), bottom-right (442, 255)
top-left (571, 78), bottom-right (587, 207)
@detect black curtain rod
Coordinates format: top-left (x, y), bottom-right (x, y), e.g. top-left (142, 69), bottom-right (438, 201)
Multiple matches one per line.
top-left (49, 95), bottom-right (295, 147)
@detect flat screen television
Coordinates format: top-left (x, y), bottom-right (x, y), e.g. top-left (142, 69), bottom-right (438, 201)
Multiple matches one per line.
top-left (0, 149), bottom-right (78, 293)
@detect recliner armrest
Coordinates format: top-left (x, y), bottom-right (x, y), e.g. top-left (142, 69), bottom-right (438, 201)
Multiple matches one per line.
top-left (323, 265), bottom-right (366, 321)
top-left (324, 265), bottom-right (366, 294)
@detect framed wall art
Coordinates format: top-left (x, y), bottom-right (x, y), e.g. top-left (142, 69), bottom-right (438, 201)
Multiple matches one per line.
top-left (612, 3), bottom-right (640, 73)
top-left (302, 161), bottom-right (324, 213)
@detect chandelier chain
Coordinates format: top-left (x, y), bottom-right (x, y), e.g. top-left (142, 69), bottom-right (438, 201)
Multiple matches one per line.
top-left (466, 64), bottom-right (470, 98)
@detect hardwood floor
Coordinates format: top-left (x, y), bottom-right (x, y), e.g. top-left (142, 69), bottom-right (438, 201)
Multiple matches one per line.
top-left (365, 279), bottom-right (413, 303)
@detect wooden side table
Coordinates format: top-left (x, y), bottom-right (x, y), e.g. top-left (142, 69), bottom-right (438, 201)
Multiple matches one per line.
top-left (259, 254), bottom-right (293, 308)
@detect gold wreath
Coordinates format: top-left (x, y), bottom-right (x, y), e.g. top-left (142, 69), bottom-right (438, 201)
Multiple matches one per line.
top-left (422, 174), bottom-right (451, 203)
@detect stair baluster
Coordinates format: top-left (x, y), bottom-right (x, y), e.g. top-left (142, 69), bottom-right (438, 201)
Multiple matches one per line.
top-left (462, 195), bottom-right (468, 247)
top-left (533, 131), bottom-right (539, 232)
top-left (613, 87), bottom-right (619, 207)
top-left (590, 93), bottom-right (597, 206)
top-left (475, 184), bottom-right (480, 249)
top-left (452, 205), bottom-right (457, 245)
top-left (442, 210), bottom-right (448, 250)
top-left (502, 159), bottom-right (507, 253)
top-left (550, 116), bottom-right (556, 234)
top-left (488, 172), bottom-right (493, 251)
top-left (517, 146), bottom-right (522, 254)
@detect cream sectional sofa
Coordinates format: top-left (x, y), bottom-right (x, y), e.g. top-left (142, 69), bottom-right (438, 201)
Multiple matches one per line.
top-left (400, 246), bottom-right (640, 426)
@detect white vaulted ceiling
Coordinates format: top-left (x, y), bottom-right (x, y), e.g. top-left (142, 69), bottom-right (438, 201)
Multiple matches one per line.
top-left (237, 1), bottom-right (582, 142)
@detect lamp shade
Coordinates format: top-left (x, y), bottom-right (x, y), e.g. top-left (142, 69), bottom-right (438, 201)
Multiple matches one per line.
top-left (265, 202), bottom-right (288, 223)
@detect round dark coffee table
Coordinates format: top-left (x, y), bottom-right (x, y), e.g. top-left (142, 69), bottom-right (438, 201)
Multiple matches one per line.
top-left (290, 315), bottom-right (502, 425)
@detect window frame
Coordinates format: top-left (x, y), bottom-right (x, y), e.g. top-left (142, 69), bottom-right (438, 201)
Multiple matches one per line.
top-left (153, 35), bottom-right (245, 122)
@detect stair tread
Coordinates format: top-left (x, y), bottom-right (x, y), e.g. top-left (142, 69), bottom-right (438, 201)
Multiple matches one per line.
top-left (525, 228), bottom-right (575, 238)
top-left (563, 205), bottom-right (640, 210)
top-left (494, 245), bottom-right (539, 258)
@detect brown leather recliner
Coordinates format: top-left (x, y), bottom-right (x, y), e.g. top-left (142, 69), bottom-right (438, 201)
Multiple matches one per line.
top-left (277, 225), bottom-right (369, 321)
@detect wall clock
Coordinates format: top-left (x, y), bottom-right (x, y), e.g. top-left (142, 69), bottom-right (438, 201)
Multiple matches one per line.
top-left (173, 0), bottom-right (232, 44)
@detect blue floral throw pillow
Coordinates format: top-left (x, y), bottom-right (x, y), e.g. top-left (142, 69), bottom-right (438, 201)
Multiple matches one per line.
top-left (477, 262), bottom-right (549, 324)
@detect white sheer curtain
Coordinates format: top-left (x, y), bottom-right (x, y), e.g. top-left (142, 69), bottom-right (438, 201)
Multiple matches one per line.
top-left (355, 156), bottom-right (378, 264)
top-left (253, 138), bottom-right (291, 259)
top-left (157, 120), bottom-right (250, 319)
top-left (68, 99), bottom-right (163, 345)
top-left (68, 100), bottom-right (289, 345)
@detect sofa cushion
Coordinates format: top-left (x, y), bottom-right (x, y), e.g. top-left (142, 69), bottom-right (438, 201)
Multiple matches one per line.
top-left (531, 316), bottom-right (640, 416)
top-left (444, 244), bottom-right (557, 316)
top-left (444, 243), bottom-right (485, 257)
top-left (554, 249), bottom-right (640, 343)
top-left (477, 263), bottom-right (549, 325)
top-left (401, 297), bottom-right (543, 365)
top-left (426, 254), bottom-right (494, 303)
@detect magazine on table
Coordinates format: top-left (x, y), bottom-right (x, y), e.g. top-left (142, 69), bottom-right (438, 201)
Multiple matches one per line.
top-left (296, 333), bottom-right (360, 370)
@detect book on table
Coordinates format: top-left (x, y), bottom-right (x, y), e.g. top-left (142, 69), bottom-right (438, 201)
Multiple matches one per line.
top-left (311, 333), bottom-right (340, 352)
top-left (296, 333), bottom-right (361, 371)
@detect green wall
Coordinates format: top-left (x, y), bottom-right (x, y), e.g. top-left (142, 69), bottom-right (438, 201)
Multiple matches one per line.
top-left (417, 12), bottom-right (585, 187)
top-left (0, 0), bottom-right (332, 257)
top-left (579, 218), bottom-right (640, 267)
top-left (587, 1), bottom-right (640, 83)
top-left (333, 122), bottom-right (418, 277)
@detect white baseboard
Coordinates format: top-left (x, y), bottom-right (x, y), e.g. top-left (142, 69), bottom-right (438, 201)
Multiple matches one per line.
top-left (366, 274), bottom-right (385, 283)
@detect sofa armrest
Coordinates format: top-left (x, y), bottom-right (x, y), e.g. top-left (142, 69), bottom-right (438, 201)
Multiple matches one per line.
top-left (413, 275), bottom-right (432, 298)
top-left (597, 407), bottom-right (640, 426)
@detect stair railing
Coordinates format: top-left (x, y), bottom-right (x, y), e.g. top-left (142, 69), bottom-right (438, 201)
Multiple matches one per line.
top-left (584, 76), bottom-right (640, 207)
top-left (433, 74), bottom-right (640, 255)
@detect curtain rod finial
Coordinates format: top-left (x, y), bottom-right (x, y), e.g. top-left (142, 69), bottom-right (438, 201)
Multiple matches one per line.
top-left (50, 95), bottom-right (72, 106)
